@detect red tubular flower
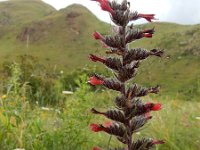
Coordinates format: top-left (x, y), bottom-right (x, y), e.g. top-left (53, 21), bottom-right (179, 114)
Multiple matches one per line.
top-left (103, 121), bottom-right (112, 127)
top-left (91, 0), bottom-right (114, 14)
top-left (143, 33), bottom-right (153, 38)
top-left (93, 31), bottom-right (104, 40)
top-left (152, 140), bottom-right (165, 145)
top-left (143, 28), bottom-right (155, 34)
top-left (88, 76), bottom-right (104, 85)
top-left (100, 0), bottom-right (114, 14)
top-left (89, 54), bottom-right (106, 63)
top-left (92, 147), bottom-right (102, 150)
top-left (145, 102), bottom-right (162, 111)
top-left (138, 14), bottom-right (156, 22)
top-left (151, 103), bottom-right (162, 111)
top-left (145, 112), bottom-right (152, 120)
top-left (101, 41), bottom-right (109, 48)
top-left (90, 123), bottom-right (106, 132)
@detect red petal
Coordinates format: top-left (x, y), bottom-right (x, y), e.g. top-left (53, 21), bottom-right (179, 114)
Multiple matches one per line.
top-left (90, 124), bottom-right (102, 132)
top-left (93, 31), bottom-right (103, 40)
top-left (88, 76), bottom-right (104, 85)
top-left (152, 103), bottom-right (162, 111)
top-left (145, 112), bottom-right (152, 120)
top-left (103, 121), bottom-right (112, 127)
top-left (100, 1), bottom-right (114, 14)
top-left (143, 33), bottom-right (153, 38)
top-left (138, 14), bottom-right (156, 22)
top-left (152, 140), bottom-right (165, 145)
top-left (92, 147), bottom-right (102, 150)
top-left (89, 54), bottom-right (106, 63)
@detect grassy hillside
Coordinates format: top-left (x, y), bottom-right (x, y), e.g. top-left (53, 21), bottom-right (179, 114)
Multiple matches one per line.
top-left (0, 3), bottom-right (109, 68)
top-left (0, 0), bottom-right (55, 26)
top-left (0, 0), bottom-right (56, 37)
top-left (0, 0), bottom-right (199, 100)
top-left (130, 23), bottom-right (200, 100)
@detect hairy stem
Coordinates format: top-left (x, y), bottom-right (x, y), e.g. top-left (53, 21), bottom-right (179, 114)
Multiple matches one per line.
top-left (122, 25), bottom-right (126, 49)
top-left (120, 24), bottom-right (133, 150)
top-left (127, 121), bottom-right (132, 150)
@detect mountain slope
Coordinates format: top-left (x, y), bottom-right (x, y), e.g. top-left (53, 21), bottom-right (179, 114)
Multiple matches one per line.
top-left (0, 3), bottom-right (110, 68)
top-left (0, 0), bottom-right (55, 26)
top-left (131, 23), bottom-right (200, 100)
top-left (0, 0), bottom-right (56, 50)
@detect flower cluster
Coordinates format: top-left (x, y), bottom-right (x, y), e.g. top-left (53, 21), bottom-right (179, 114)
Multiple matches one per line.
top-left (88, 0), bottom-right (164, 150)
top-left (91, 0), bottom-right (115, 14)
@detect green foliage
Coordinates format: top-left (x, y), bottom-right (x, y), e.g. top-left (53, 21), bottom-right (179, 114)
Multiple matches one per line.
top-left (0, 72), bottom-right (106, 150)
top-left (0, 85), bottom-right (199, 149)
top-left (1, 55), bottom-right (66, 106)
top-left (138, 96), bottom-right (200, 150)
top-left (0, 55), bottom-right (102, 106)
top-left (182, 76), bottom-right (200, 101)
top-left (0, 58), bottom-right (199, 149)
top-left (60, 66), bottom-right (94, 91)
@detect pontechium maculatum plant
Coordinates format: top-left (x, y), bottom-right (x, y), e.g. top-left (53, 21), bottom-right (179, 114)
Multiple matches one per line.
top-left (88, 0), bottom-right (165, 150)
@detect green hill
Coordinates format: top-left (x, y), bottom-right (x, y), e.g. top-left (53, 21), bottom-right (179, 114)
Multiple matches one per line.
top-left (0, 2), bottom-right (109, 68)
top-left (0, 0), bottom-right (56, 37)
top-left (131, 23), bottom-right (200, 100)
top-left (0, 0), bottom-right (55, 26)
top-left (0, 0), bottom-right (199, 100)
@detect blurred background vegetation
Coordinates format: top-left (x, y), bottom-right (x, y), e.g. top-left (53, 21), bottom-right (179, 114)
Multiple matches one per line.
top-left (0, 0), bottom-right (199, 150)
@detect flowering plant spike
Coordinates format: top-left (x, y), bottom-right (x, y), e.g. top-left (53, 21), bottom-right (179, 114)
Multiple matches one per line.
top-left (89, 0), bottom-right (165, 149)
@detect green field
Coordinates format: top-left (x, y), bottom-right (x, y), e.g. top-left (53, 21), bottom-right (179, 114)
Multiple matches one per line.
top-left (0, 72), bottom-right (199, 150)
top-left (0, 0), bottom-right (199, 149)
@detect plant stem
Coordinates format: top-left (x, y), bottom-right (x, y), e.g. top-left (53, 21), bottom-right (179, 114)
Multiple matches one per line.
top-left (107, 135), bottom-right (112, 149)
top-left (127, 121), bottom-right (132, 150)
top-left (122, 25), bottom-right (126, 49)
top-left (120, 23), bottom-right (133, 150)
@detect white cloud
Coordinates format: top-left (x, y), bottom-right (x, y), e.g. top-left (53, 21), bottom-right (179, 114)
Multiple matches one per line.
top-left (42, 0), bottom-right (112, 23)
top-left (42, 0), bottom-right (171, 24)
top-left (4, 0), bottom-right (197, 25)
top-left (167, 0), bottom-right (200, 24)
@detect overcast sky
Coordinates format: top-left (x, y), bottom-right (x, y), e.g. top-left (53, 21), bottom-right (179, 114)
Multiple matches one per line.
top-left (41, 0), bottom-right (200, 25)
top-left (0, 0), bottom-right (199, 24)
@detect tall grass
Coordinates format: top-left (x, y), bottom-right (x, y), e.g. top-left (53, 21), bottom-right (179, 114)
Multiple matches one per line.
top-left (0, 87), bottom-right (199, 149)
top-left (0, 60), bottom-right (199, 149)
